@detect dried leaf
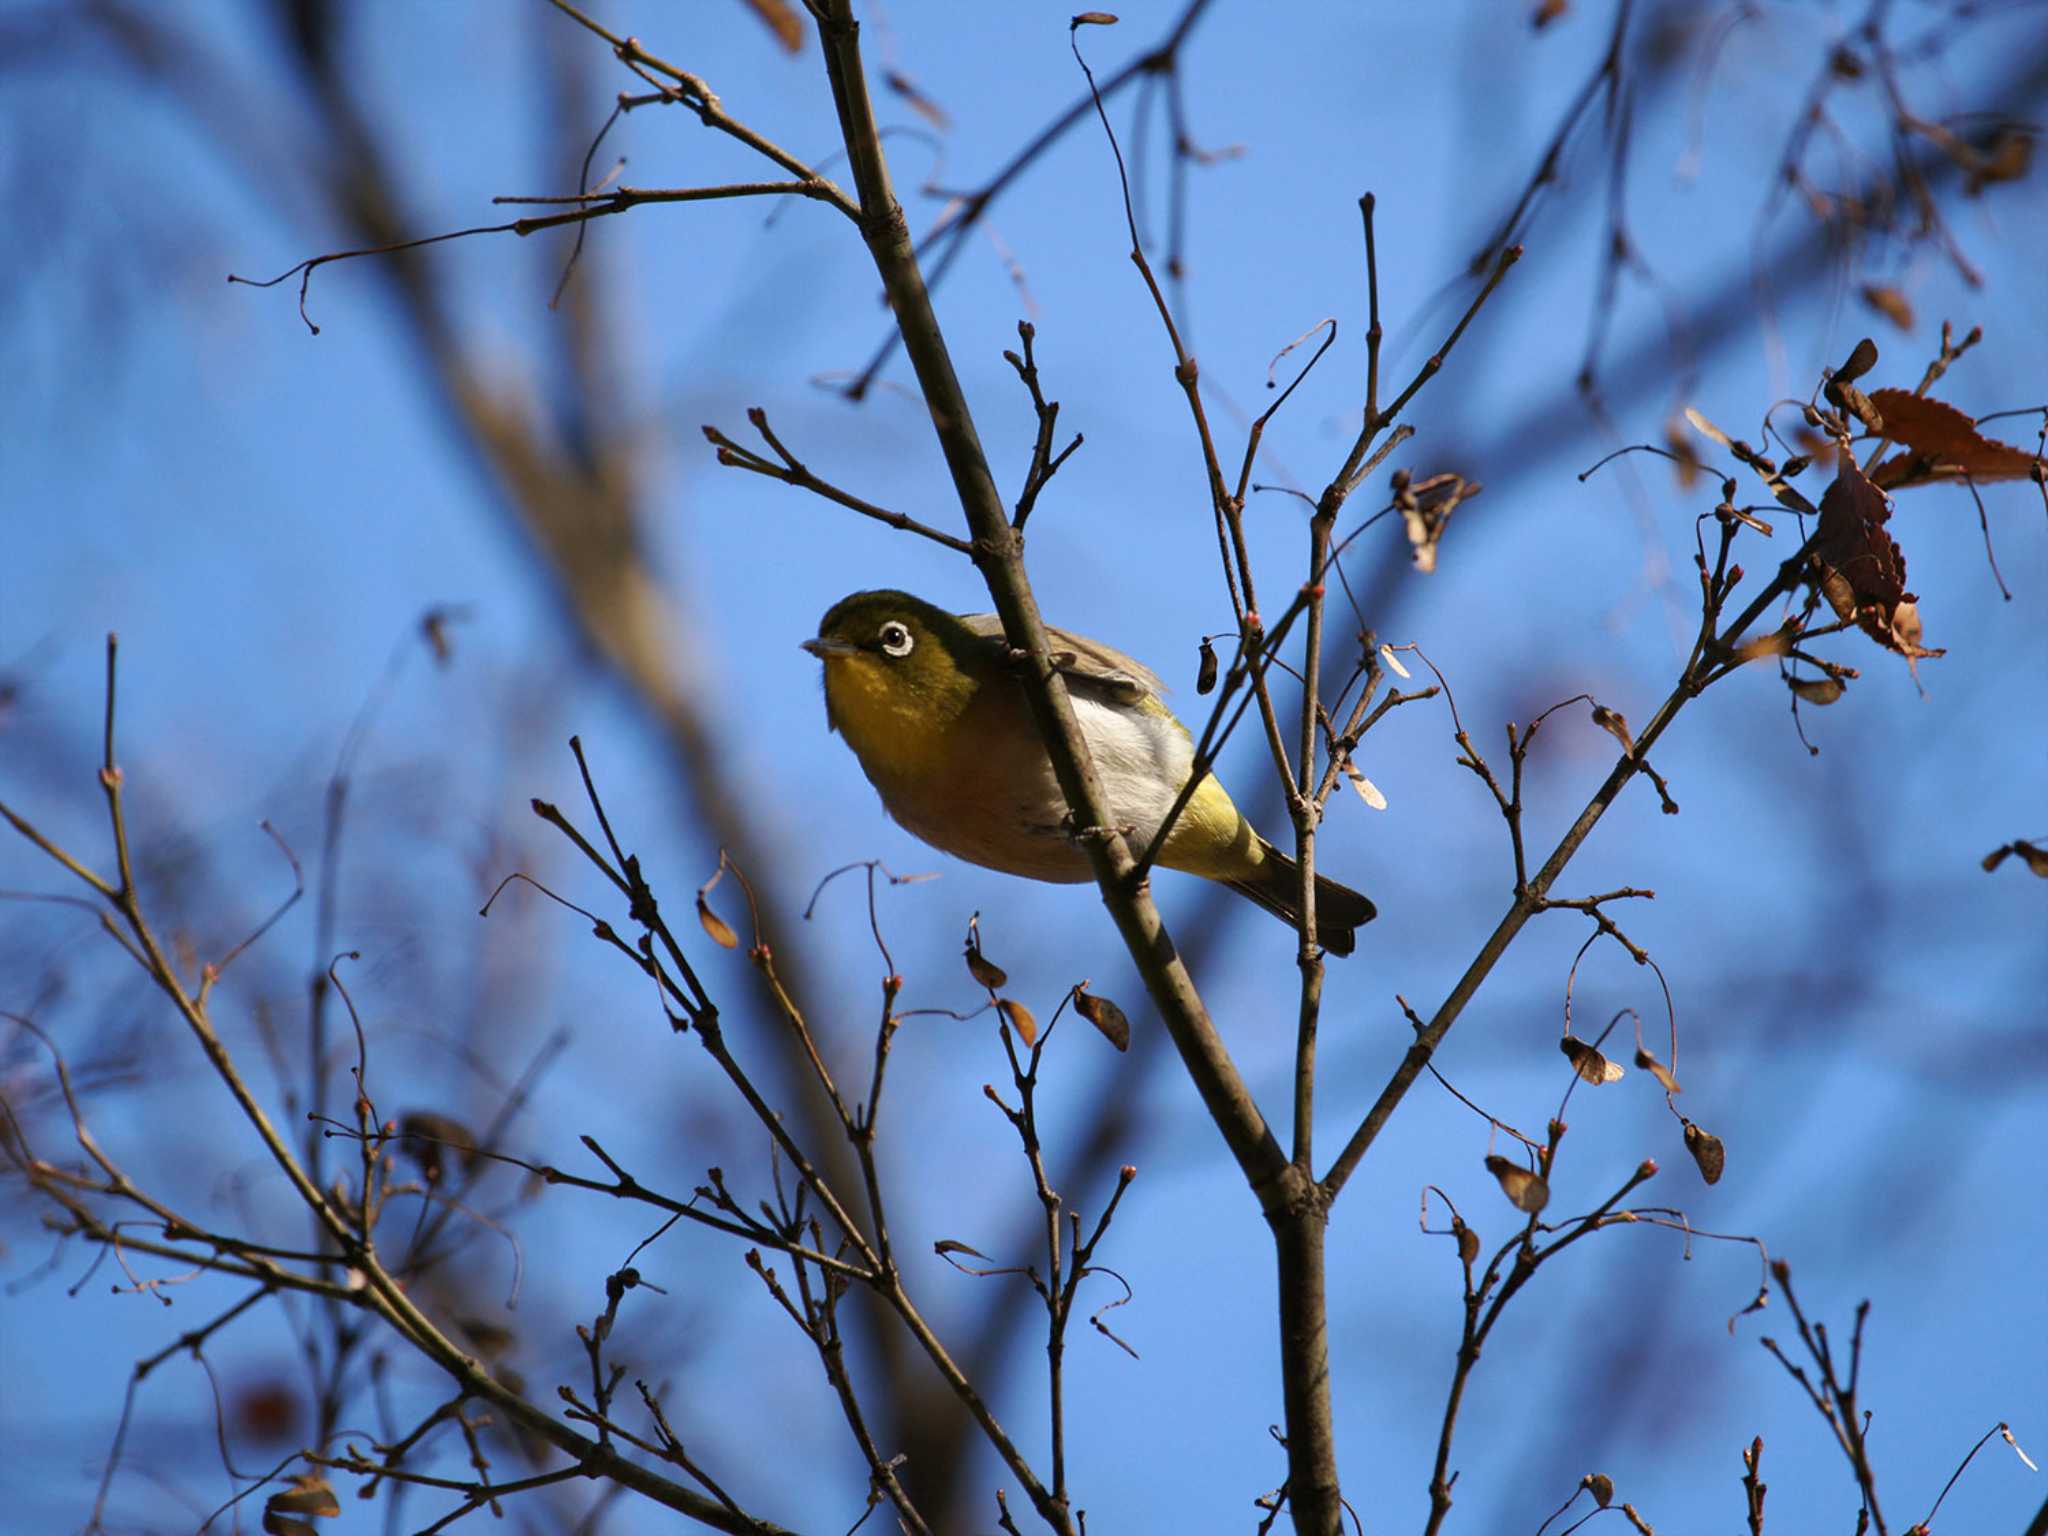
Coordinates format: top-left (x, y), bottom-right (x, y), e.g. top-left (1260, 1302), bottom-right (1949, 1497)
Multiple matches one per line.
top-left (1684, 405), bottom-right (1734, 451)
top-left (1590, 704), bottom-right (1633, 753)
top-left (966, 947), bottom-right (1008, 991)
top-left (1071, 10), bottom-right (1119, 24)
top-left (1531, 0), bottom-right (1569, 28)
top-left (1964, 126), bottom-right (2033, 194)
top-left (1858, 284), bottom-right (1914, 332)
top-left (1683, 1120), bottom-right (1726, 1185)
top-left (398, 1111), bottom-right (479, 1182)
top-left (1456, 1220), bottom-right (1481, 1267)
top-left (1665, 417), bottom-right (1704, 490)
top-left (1485, 1153), bottom-right (1550, 1214)
top-left (1197, 637), bottom-right (1219, 694)
top-left (1073, 987), bottom-right (1131, 1051)
top-left (997, 997), bottom-right (1037, 1047)
top-left (1732, 627), bottom-right (1796, 663)
top-left (1788, 676), bottom-right (1845, 706)
top-left (1345, 760), bottom-right (1389, 811)
top-left (1379, 644), bottom-right (1411, 679)
top-left (1633, 1046), bottom-right (1682, 1095)
top-left (1866, 388), bottom-right (2042, 488)
top-left (934, 1238), bottom-right (990, 1260)
top-left (1396, 472), bottom-right (1478, 573)
top-left (883, 70), bottom-right (952, 132)
top-left (1584, 1472), bottom-right (1615, 1509)
top-left (267, 1476), bottom-right (340, 1518)
top-left (264, 1518), bottom-right (317, 1536)
top-left (1835, 336), bottom-right (1880, 385)
top-left (739, 0), bottom-right (804, 53)
top-left (456, 1316), bottom-right (516, 1357)
top-left (1812, 457), bottom-right (1942, 671)
top-left (697, 896), bottom-right (739, 949)
top-left (1561, 1034), bottom-right (1625, 1085)
top-left (1983, 839), bottom-right (2048, 877)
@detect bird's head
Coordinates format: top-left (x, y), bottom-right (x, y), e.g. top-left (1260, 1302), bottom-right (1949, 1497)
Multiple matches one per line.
top-left (802, 590), bottom-right (983, 754)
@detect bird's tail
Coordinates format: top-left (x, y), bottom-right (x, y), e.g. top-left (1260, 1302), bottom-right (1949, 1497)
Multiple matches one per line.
top-left (1225, 840), bottom-right (1377, 957)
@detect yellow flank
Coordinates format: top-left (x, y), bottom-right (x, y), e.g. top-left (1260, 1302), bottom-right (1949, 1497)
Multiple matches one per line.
top-left (1158, 771), bottom-right (1263, 879)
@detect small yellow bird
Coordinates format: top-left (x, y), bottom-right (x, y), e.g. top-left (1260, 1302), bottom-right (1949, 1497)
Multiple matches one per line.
top-left (802, 590), bottom-right (1376, 955)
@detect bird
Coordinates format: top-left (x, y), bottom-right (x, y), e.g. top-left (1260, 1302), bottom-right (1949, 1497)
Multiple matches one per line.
top-left (801, 589), bottom-right (1376, 955)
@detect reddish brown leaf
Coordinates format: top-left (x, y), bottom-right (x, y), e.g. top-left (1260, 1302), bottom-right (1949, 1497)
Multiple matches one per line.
top-left (934, 1238), bottom-right (990, 1259)
top-left (965, 948), bottom-right (1008, 992)
top-left (1561, 1034), bottom-right (1625, 1084)
top-left (1983, 839), bottom-right (2048, 877)
top-left (1584, 1472), bottom-right (1615, 1509)
top-left (739, 0), bottom-right (804, 53)
top-left (1683, 1120), bottom-right (1726, 1185)
top-left (1812, 457), bottom-right (1943, 670)
top-left (1788, 676), bottom-right (1845, 706)
top-left (1858, 284), bottom-right (1914, 332)
top-left (1866, 388), bottom-right (2042, 488)
top-left (696, 896), bottom-right (739, 950)
top-left (1484, 1153), bottom-right (1551, 1213)
top-left (1633, 1046), bottom-right (1682, 1095)
top-left (997, 997), bottom-right (1037, 1047)
top-left (884, 70), bottom-right (952, 132)
top-left (1590, 704), bottom-right (1633, 754)
top-left (1665, 417), bottom-right (1704, 491)
top-left (266, 1476), bottom-right (340, 1518)
top-left (1073, 987), bottom-right (1131, 1051)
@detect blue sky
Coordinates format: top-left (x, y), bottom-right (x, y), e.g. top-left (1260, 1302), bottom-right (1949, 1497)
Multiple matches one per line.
top-left (3, 2), bottom-right (2045, 1532)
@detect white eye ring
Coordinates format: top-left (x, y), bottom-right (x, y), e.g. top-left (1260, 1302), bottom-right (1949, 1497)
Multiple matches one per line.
top-left (878, 621), bottom-right (915, 657)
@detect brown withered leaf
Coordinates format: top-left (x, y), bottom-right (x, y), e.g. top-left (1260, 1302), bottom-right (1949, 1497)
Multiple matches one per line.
top-left (1866, 387), bottom-right (2042, 489)
top-left (1731, 626), bottom-right (1796, 664)
top-left (1455, 1218), bottom-right (1481, 1266)
top-left (966, 947), bottom-right (1008, 992)
top-left (1683, 1120), bottom-right (1726, 1185)
top-left (398, 1111), bottom-right (479, 1183)
top-left (1485, 1153), bottom-right (1551, 1213)
top-left (997, 997), bottom-right (1037, 1047)
top-left (1561, 1034), bottom-right (1625, 1085)
top-left (739, 0), bottom-right (804, 53)
top-left (266, 1475), bottom-right (340, 1520)
top-left (934, 1238), bottom-right (990, 1260)
top-left (1664, 417), bottom-right (1704, 490)
top-left (884, 70), bottom-right (952, 132)
top-left (1812, 457), bottom-right (1943, 671)
top-left (1584, 1473), bottom-right (1615, 1509)
top-left (1787, 675), bottom-right (1845, 706)
top-left (1858, 284), bottom-right (1914, 332)
top-left (1982, 839), bottom-right (2048, 876)
top-left (1590, 704), bottom-right (1633, 754)
top-left (696, 895), bottom-right (739, 949)
top-left (1073, 987), bottom-right (1131, 1051)
top-left (1963, 126), bottom-right (2033, 195)
top-left (1196, 636), bottom-right (1219, 694)
top-left (1531, 0), bottom-right (1569, 28)
top-left (1633, 1046), bottom-right (1681, 1095)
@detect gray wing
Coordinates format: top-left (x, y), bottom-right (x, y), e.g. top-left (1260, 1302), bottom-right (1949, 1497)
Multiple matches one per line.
top-left (957, 612), bottom-right (1166, 706)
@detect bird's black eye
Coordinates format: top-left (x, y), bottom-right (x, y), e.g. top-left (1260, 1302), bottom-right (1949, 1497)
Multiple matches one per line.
top-left (878, 621), bottom-right (915, 658)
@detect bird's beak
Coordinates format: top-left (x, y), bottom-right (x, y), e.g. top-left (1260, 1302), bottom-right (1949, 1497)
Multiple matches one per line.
top-left (801, 637), bottom-right (860, 659)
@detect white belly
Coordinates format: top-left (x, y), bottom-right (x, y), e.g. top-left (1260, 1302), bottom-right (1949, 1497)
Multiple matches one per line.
top-left (875, 694), bottom-right (1196, 882)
